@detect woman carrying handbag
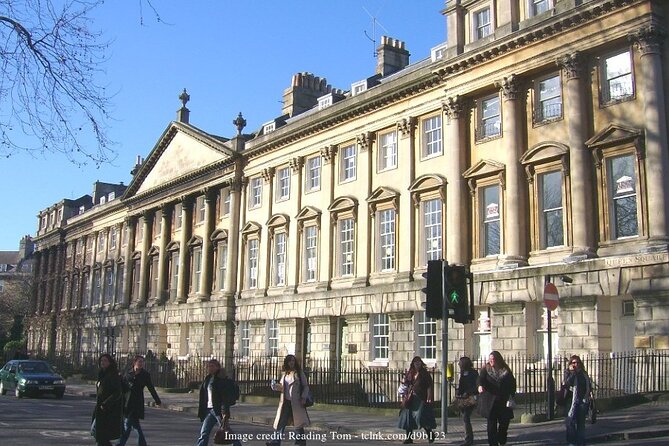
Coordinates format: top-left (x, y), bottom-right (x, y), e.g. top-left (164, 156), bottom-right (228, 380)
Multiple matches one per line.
top-left (455, 356), bottom-right (479, 446)
top-left (397, 356), bottom-right (436, 444)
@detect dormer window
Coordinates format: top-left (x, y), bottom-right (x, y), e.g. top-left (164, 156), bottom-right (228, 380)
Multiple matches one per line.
top-left (351, 80), bottom-right (367, 96)
top-left (79, 206), bottom-right (85, 215)
top-left (431, 43), bottom-right (448, 62)
top-left (108, 191), bottom-right (115, 201)
top-left (318, 95), bottom-right (333, 110)
top-left (100, 196), bottom-right (106, 205)
top-left (263, 121), bottom-right (276, 134)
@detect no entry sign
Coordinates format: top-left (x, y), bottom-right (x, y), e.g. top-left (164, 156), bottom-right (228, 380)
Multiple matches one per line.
top-left (544, 282), bottom-right (559, 311)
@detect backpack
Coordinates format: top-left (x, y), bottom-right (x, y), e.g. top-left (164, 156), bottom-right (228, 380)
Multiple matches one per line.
top-left (222, 377), bottom-right (240, 406)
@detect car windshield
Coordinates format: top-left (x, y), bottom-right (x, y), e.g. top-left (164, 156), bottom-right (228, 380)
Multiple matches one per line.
top-left (18, 362), bottom-right (51, 373)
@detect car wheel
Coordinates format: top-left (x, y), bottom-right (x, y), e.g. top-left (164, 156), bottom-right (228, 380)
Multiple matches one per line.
top-left (0, 382), bottom-right (5, 396)
top-left (55, 391), bottom-right (64, 399)
top-left (15, 388), bottom-right (23, 398)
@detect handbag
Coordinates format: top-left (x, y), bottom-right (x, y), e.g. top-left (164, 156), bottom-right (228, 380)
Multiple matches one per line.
top-left (298, 373), bottom-right (314, 407)
top-left (454, 395), bottom-right (477, 410)
top-left (214, 418), bottom-right (234, 445)
top-left (400, 385), bottom-right (415, 409)
top-left (506, 397), bottom-right (516, 409)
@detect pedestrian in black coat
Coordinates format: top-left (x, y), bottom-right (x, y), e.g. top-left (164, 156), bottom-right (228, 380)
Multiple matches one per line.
top-left (456, 356), bottom-right (479, 446)
top-left (477, 351), bottom-right (516, 446)
top-left (195, 359), bottom-right (231, 446)
top-left (117, 355), bottom-right (161, 446)
top-left (93, 354), bottom-right (123, 446)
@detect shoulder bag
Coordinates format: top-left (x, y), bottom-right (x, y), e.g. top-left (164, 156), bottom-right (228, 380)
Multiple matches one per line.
top-left (298, 373), bottom-right (314, 407)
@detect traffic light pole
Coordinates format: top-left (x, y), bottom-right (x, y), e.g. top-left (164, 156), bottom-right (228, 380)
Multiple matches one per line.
top-left (440, 260), bottom-right (448, 434)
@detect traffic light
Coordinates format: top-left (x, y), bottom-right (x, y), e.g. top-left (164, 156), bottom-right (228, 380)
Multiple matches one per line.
top-left (444, 264), bottom-right (470, 324)
top-left (422, 260), bottom-right (443, 319)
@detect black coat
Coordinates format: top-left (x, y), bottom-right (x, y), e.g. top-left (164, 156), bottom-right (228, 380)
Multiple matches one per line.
top-left (198, 374), bottom-right (227, 421)
top-left (123, 368), bottom-right (161, 419)
top-left (93, 369), bottom-right (123, 442)
top-left (457, 369), bottom-right (479, 398)
top-left (477, 366), bottom-right (516, 420)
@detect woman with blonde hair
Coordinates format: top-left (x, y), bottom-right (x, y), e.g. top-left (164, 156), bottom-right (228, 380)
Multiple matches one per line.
top-left (477, 351), bottom-right (516, 446)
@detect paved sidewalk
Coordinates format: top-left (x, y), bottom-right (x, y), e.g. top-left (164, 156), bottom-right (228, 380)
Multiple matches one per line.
top-left (66, 381), bottom-right (669, 445)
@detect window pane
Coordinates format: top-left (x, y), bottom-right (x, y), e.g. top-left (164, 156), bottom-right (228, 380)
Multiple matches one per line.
top-left (275, 233), bottom-right (286, 286)
top-left (372, 314), bottom-right (389, 360)
top-left (380, 132), bottom-right (397, 169)
top-left (340, 218), bottom-right (354, 276)
top-left (538, 75), bottom-right (562, 120)
top-left (418, 312), bottom-right (437, 360)
top-left (424, 199), bottom-right (442, 261)
top-left (423, 115), bottom-right (442, 157)
top-left (482, 186), bottom-right (501, 256)
top-left (481, 96), bottom-right (501, 137)
top-left (305, 226), bottom-right (317, 282)
top-left (379, 209), bottom-right (395, 271)
top-left (248, 239), bottom-right (258, 289)
top-left (307, 157), bottom-right (321, 190)
top-left (533, 0), bottom-right (550, 15)
top-left (605, 51), bottom-right (633, 100)
top-left (341, 145), bottom-right (356, 181)
top-left (609, 155), bottom-right (638, 238)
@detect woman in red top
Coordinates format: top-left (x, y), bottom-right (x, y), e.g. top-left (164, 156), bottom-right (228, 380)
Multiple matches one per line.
top-left (397, 356), bottom-right (436, 444)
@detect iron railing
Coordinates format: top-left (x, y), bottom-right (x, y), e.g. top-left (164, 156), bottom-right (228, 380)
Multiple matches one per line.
top-left (7, 350), bottom-right (668, 413)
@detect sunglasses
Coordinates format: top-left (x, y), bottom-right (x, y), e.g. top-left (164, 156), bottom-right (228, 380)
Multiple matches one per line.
top-left (570, 361), bottom-right (578, 365)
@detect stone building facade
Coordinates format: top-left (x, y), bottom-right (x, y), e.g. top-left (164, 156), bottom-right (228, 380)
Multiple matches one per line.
top-left (27, 0), bottom-right (669, 369)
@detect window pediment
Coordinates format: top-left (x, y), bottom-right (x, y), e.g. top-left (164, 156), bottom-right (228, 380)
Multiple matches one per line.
top-left (148, 245), bottom-right (160, 256)
top-left (328, 196), bottom-right (357, 214)
top-left (241, 221), bottom-right (261, 236)
top-left (103, 259), bottom-right (114, 268)
top-left (166, 241), bottom-right (180, 252)
top-left (187, 236), bottom-right (203, 247)
top-left (296, 206), bottom-right (321, 224)
top-left (367, 186), bottom-right (400, 212)
top-left (132, 251), bottom-right (141, 260)
top-left (585, 124), bottom-right (643, 151)
top-left (463, 159), bottom-right (506, 194)
top-left (409, 174), bottom-right (447, 204)
top-left (520, 142), bottom-right (568, 165)
top-left (211, 229), bottom-right (228, 242)
top-left (267, 213), bottom-right (290, 230)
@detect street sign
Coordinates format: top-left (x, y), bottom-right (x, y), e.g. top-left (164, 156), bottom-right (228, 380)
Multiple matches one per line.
top-left (543, 282), bottom-right (559, 311)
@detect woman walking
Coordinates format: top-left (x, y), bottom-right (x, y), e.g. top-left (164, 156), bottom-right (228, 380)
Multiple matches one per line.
top-left (117, 355), bottom-right (162, 446)
top-left (266, 354), bottom-right (311, 446)
top-left (397, 356), bottom-right (436, 444)
top-left (477, 351), bottom-right (516, 446)
top-left (93, 354), bottom-right (123, 446)
top-left (456, 356), bottom-right (479, 446)
top-left (564, 355), bottom-right (590, 446)
top-left (195, 359), bottom-right (229, 446)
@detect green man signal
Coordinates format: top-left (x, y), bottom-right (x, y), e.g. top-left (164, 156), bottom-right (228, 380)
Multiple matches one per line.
top-left (444, 264), bottom-right (471, 324)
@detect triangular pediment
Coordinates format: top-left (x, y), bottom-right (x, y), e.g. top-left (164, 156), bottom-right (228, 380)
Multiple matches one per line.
top-left (585, 123), bottom-right (642, 150)
top-left (124, 121), bottom-right (234, 199)
top-left (463, 159), bottom-right (505, 179)
top-left (241, 221), bottom-right (262, 235)
top-left (366, 186), bottom-right (400, 204)
top-left (296, 206), bottom-right (321, 222)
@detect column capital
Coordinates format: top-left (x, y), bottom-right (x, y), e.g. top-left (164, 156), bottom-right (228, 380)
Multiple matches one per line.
top-left (261, 166), bottom-right (275, 183)
top-left (160, 201), bottom-right (174, 214)
top-left (229, 177), bottom-right (244, 192)
top-left (442, 95), bottom-right (465, 120)
top-left (556, 52), bottom-right (585, 80)
top-left (320, 144), bottom-right (338, 163)
top-left (397, 116), bottom-right (416, 138)
top-left (180, 194), bottom-right (194, 207)
top-left (495, 74), bottom-right (520, 101)
top-left (289, 156), bottom-right (303, 173)
top-left (200, 186), bottom-right (217, 202)
top-left (141, 209), bottom-right (154, 223)
top-left (356, 132), bottom-right (375, 152)
top-left (629, 25), bottom-right (666, 56)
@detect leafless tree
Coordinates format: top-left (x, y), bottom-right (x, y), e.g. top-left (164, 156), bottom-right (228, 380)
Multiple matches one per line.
top-left (0, 0), bottom-right (114, 166)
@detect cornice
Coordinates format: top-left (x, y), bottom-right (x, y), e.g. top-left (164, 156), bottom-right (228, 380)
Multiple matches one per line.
top-left (433, 0), bottom-right (646, 80)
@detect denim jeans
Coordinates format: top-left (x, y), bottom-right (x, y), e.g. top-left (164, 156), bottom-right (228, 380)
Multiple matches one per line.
top-left (117, 416), bottom-right (146, 446)
top-left (566, 401), bottom-right (587, 446)
top-left (462, 406), bottom-right (474, 445)
top-left (195, 409), bottom-right (220, 446)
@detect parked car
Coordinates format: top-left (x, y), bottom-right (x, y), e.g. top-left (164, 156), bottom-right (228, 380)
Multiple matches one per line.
top-left (0, 360), bottom-right (66, 398)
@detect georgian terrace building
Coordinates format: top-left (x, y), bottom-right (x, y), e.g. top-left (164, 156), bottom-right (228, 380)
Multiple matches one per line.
top-left (28, 0), bottom-right (669, 369)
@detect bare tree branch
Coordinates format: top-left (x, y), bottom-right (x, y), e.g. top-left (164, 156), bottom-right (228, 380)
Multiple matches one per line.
top-left (0, 0), bottom-right (114, 166)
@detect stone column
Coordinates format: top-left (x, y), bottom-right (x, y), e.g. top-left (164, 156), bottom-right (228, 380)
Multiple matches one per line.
top-left (53, 245), bottom-right (65, 312)
top-left (177, 196), bottom-right (193, 303)
top-left (121, 217), bottom-right (137, 308)
top-left (225, 179), bottom-right (242, 296)
top-left (357, 133), bottom-right (374, 285)
top-left (198, 189), bottom-right (216, 300)
top-left (496, 75), bottom-right (527, 265)
top-left (320, 146), bottom-right (337, 286)
top-left (88, 233), bottom-right (98, 305)
top-left (557, 53), bottom-right (595, 257)
top-left (33, 251), bottom-right (43, 314)
top-left (630, 26), bottom-right (669, 245)
top-left (137, 210), bottom-right (153, 307)
top-left (397, 117), bottom-right (416, 279)
top-left (156, 203), bottom-right (172, 305)
top-left (444, 96), bottom-right (468, 264)
top-left (262, 167), bottom-right (275, 293)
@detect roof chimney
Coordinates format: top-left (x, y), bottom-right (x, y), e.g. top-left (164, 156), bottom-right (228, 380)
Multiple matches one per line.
top-left (130, 155), bottom-right (143, 176)
top-left (282, 72), bottom-right (333, 117)
top-left (176, 88), bottom-right (190, 124)
top-left (376, 36), bottom-right (410, 77)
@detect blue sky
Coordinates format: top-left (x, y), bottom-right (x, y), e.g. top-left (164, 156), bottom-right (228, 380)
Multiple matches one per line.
top-left (0, 1), bottom-right (446, 250)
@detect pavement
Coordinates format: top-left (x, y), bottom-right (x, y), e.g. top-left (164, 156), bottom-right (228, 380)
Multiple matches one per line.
top-left (65, 379), bottom-right (669, 445)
